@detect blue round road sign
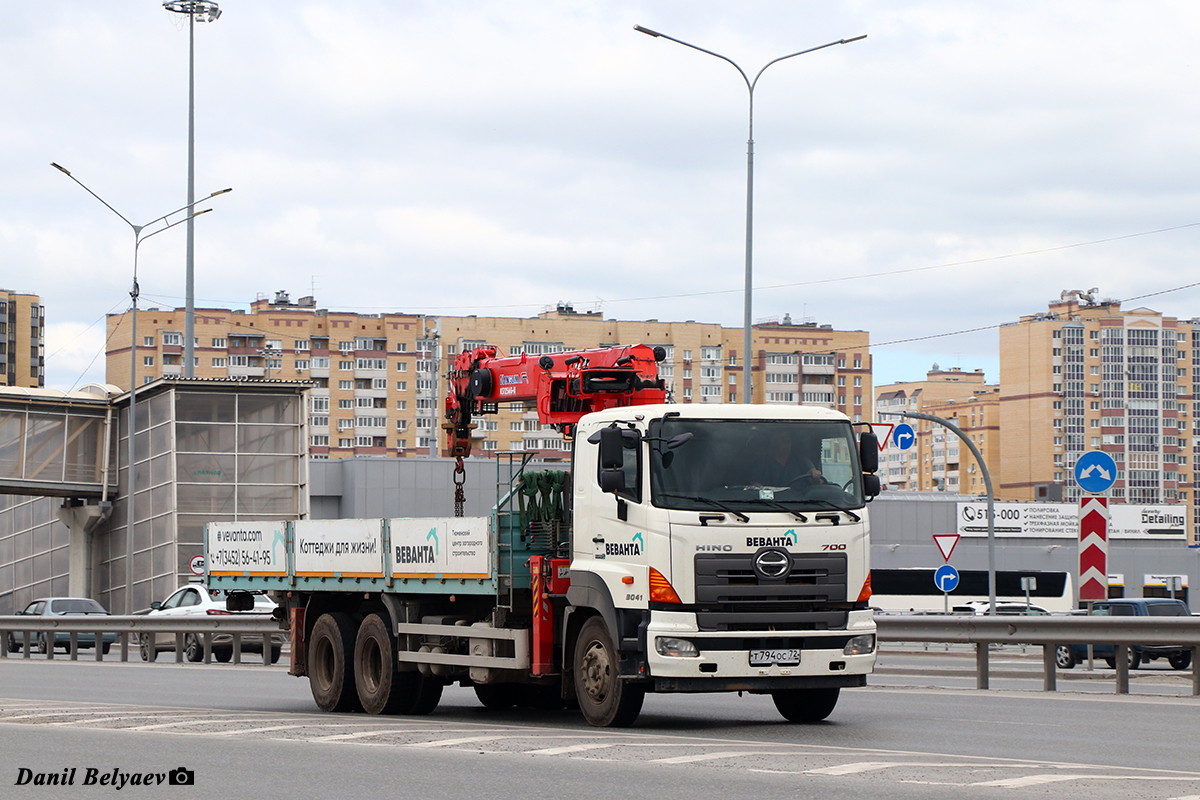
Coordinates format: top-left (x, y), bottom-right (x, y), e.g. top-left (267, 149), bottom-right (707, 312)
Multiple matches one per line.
top-left (1074, 450), bottom-right (1117, 494)
top-left (893, 423), bottom-right (916, 451)
top-left (934, 564), bottom-right (960, 593)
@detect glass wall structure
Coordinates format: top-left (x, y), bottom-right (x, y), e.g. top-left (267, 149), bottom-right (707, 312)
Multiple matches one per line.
top-left (98, 382), bottom-right (307, 613)
top-left (0, 495), bottom-right (68, 614)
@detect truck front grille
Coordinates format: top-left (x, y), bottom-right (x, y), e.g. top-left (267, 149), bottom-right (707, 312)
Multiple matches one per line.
top-left (692, 552), bottom-right (848, 632)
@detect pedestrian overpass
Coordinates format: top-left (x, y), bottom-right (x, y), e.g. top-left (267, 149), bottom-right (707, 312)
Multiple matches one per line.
top-left (0, 385), bottom-right (117, 499)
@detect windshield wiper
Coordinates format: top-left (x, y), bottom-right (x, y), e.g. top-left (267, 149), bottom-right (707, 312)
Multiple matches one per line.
top-left (749, 498), bottom-right (808, 522)
top-left (798, 497), bottom-right (861, 523)
top-left (657, 493), bottom-right (750, 523)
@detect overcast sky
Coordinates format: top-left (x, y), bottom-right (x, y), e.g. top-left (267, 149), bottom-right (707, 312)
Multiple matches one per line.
top-left (6, 1), bottom-right (1200, 393)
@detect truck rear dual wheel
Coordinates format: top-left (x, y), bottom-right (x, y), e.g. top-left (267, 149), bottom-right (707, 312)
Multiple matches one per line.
top-left (354, 614), bottom-right (442, 716)
top-left (309, 612), bottom-right (361, 713)
top-left (772, 687), bottom-right (840, 723)
top-left (573, 617), bottom-right (644, 727)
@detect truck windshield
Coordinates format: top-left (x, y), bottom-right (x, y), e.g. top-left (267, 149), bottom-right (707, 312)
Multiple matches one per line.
top-left (648, 417), bottom-right (865, 513)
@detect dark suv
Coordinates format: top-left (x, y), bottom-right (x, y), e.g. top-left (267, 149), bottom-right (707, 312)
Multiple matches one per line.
top-left (1055, 598), bottom-right (1193, 670)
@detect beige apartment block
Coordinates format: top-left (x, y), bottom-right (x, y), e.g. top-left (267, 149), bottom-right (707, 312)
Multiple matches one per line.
top-left (999, 291), bottom-right (1192, 533)
top-left (1, 290), bottom-right (44, 388)
top-left (107, 295), bottom-right (872, 459)
top-left (874, 366), bottom-right (999, 494)
top-left (732, 316), bottom-right (871, 421)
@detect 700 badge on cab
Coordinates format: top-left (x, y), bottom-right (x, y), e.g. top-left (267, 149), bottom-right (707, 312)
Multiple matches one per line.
top-left (821, 543), bottom-right (847, 551)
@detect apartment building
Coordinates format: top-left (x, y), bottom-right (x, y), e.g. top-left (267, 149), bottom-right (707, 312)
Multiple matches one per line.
top-left (999, 291), bottom-right (1192, 527)
top-left (873, 367), bottom-right (1000, 494)
top-left (0, 290), bottom-right (44, 388)
top-left (737, 315), bottom-right (872, 420)
top-left (106, 294), bottom-right (872, 458)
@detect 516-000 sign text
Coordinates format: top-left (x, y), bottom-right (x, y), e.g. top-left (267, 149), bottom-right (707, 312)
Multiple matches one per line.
top-left (208, 549), bottom-right (273, 567)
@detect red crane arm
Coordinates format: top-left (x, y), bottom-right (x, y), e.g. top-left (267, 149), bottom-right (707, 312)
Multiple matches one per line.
top-left (444, 343), bottom-right (667, 457)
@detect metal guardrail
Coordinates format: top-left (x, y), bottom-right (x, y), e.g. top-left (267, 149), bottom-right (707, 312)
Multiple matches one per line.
top-left (0, 615), bottom-right (283, 666)
top-left (876, 615), bottom-right (1200, 696)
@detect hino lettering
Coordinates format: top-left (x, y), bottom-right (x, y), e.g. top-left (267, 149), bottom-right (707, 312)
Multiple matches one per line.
top-left (696, 544), bottom-right (733, 551)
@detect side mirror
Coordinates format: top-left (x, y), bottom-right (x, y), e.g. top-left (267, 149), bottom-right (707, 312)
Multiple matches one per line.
top-left (599, 469), bottom-right (626, 494)
top-left (862, 473), bottom-right (881, 499)
top-left (150, 601), bottom-right (162, 611)
top-left (666, 431), bottom-right (694, 449)
top-left (598, 426), bottom-right (624, 470)
top-left (859, 431), bottom-right (879, 474)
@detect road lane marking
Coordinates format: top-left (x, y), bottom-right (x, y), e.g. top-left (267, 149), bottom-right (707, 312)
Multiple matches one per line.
top-left (408, 735), bottom-right (517, 748)
top-left (124, 717), bottom-right (285, 731)
top-left (1, 709), bottom-right (134, 721)
top-left (652, 751), bottom-right (793, 764)
top-left (311, 730), bottom-right (433, 742)
top-left (805, 762), bottom-right (902, 775)
top-left (972, 775), bottom-right (1200, 788)
top-left (526, 743), bottom-right (616, 755)
top-left (211, 722), bottom-right (359, 736)
top-left (50, 715), bottom-right (194, 727)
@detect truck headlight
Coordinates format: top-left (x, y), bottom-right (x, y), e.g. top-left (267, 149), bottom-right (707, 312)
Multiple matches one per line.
top-left (655, 636), bottom-right (700, 658)
top-left (842, 634), bottom-right (875, 656)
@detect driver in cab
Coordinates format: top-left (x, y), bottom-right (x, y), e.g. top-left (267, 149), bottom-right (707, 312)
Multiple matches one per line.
top-left (758, 433), bottom-right (822, 487)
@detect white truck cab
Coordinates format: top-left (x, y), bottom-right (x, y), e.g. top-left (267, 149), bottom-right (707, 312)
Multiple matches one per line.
top-left (567, 403), bottom-right (877, 724)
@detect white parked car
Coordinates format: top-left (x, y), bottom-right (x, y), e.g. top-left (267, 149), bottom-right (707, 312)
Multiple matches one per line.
top-left (952, 601), bottom-right (1051, 616)
top-left (138, 584), bottom-right (284, 663)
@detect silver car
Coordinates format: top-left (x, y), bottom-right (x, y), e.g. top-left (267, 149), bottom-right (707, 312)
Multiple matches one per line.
top-left (138, 584), bottom-right (284, 663)
top-left (6, 597), bottom-right (119, 655)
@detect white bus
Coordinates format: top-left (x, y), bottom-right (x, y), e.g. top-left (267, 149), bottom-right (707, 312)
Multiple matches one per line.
top-left (870, 568), bottom-right (1074, 613)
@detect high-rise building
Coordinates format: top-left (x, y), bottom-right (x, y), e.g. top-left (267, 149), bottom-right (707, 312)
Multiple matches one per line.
top-left (999, 291), bottom-right (1191, 525)
top-left (873, 367), bottom-right (1000, 494)
top-left (0, 290), bottom-right (44, 388)
top-left (105, 294), bottom-right (871, 458)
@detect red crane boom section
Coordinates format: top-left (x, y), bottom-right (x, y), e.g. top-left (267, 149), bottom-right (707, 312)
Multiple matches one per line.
top-left (444, 343), bottom-right (667, 457)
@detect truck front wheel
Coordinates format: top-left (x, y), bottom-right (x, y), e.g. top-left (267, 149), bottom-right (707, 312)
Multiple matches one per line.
top-left (309, 612), bottom-right (361, 713)
top-left (573, 617), bottom-right (644, 727)
top-left (772, 687), bottom-right (840, 723)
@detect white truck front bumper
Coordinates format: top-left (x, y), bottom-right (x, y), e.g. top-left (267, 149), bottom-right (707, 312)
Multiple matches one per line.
top-left (644, 609), bottom-right (877, 685)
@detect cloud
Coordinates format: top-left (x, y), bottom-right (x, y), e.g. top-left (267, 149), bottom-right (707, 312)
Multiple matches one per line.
top-left (7, 1), bottom-right (1200, 392)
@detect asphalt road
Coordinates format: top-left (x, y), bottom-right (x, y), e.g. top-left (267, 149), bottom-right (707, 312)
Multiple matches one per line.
top-left (2, 655), bottom-right (1200, 799)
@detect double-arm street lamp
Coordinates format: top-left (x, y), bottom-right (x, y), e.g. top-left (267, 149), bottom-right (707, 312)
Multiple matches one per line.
top-left (51, 162), bottom-right (230, 613)
top-left (634, 25), bottom-right (865, 403)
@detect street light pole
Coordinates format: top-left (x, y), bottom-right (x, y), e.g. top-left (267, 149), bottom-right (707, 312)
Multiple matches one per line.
top-left (51, 162), bottom-right (229, 613)
top-left (164, 1), bottom-right (222, 379)
top-left (634, 26), bottom-right (865, 404)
